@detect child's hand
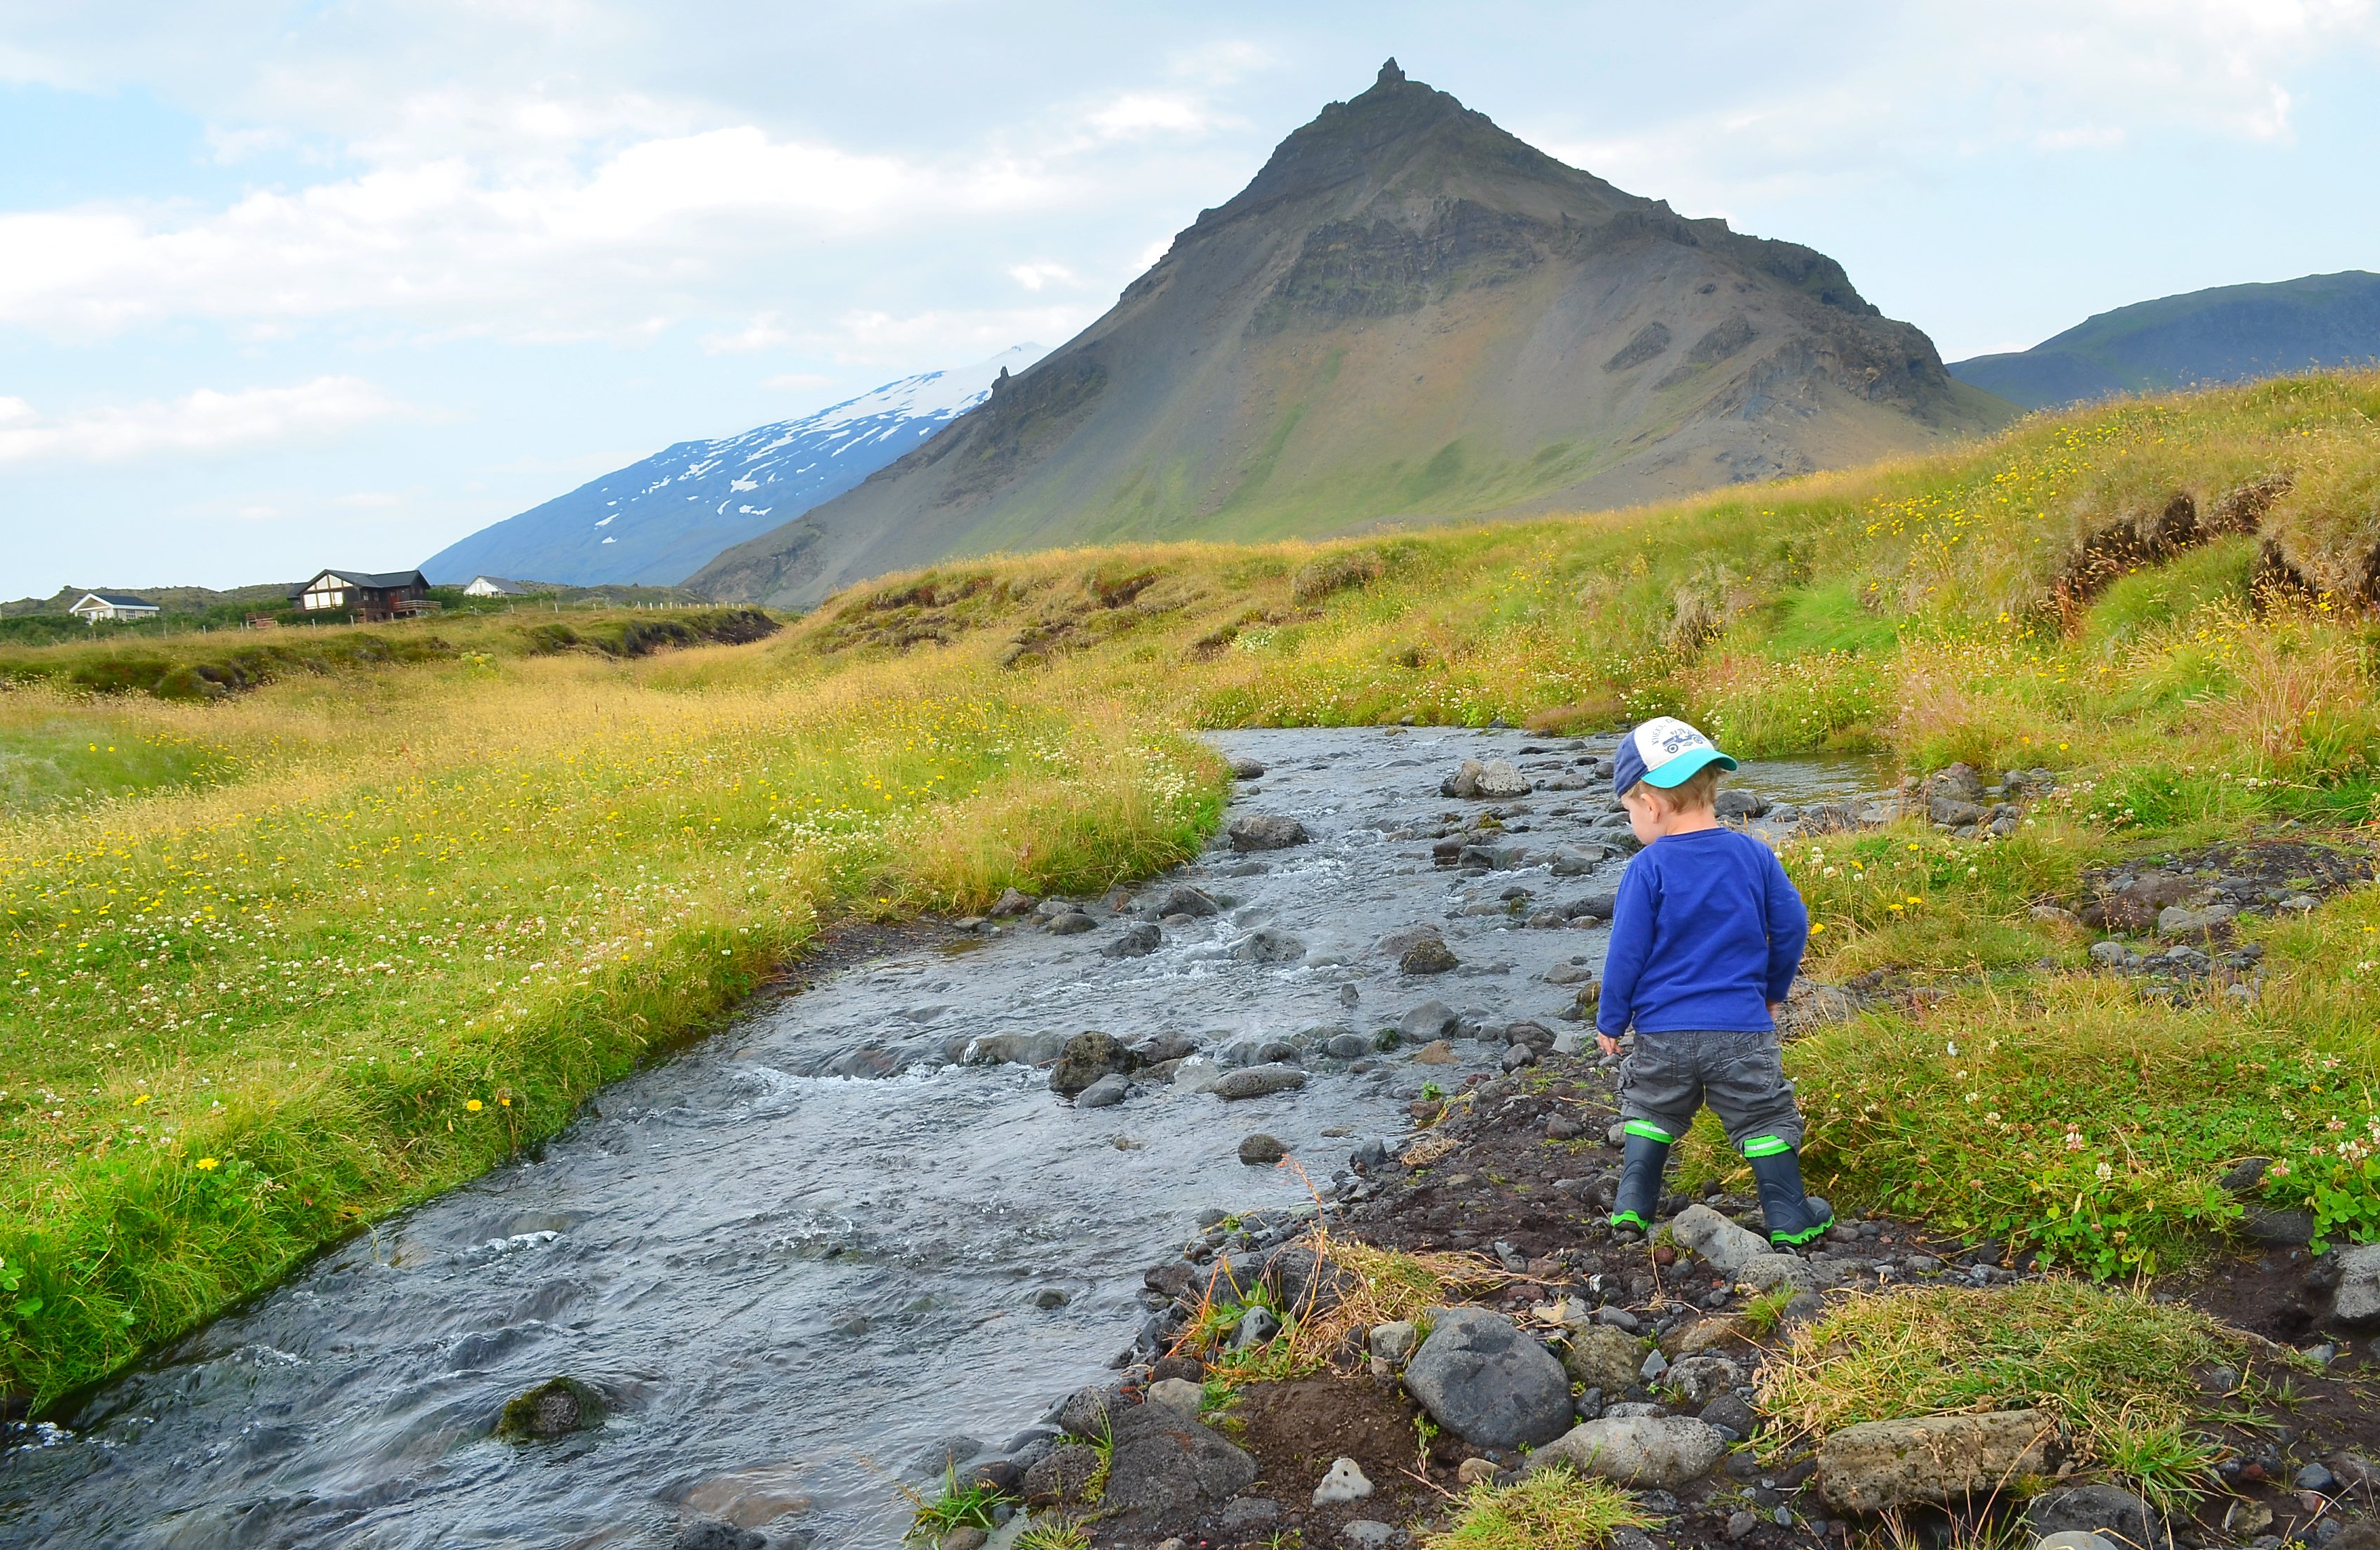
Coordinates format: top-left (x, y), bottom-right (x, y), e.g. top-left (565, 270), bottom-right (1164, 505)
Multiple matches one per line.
top-left (1596, 1034), bottom-right (1621, 1057)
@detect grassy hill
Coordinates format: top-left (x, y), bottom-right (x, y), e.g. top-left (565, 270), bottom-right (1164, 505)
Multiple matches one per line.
top-left (1950, 270), bottom-right (2380, 409)
top-left (6, 373), bottom-right (2380, 1403)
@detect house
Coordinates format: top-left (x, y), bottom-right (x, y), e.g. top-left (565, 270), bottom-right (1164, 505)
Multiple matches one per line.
top-left (462, 576), bottom-right (528, 597)
top-left (67, 591), bottom-right (161, 623)
top-left (291, 568), bottom-right (429, 623)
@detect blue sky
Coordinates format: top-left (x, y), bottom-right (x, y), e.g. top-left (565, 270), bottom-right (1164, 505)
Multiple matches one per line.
top-left (3, 1), bottom-right (2376, 597)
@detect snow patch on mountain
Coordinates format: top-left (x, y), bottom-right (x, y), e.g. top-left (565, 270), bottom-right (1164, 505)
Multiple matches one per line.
top-left (421, 344), bottom-right (1043, 588)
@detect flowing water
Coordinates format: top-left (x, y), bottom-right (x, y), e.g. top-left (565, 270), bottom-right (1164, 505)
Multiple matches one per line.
top-left (0, 728), bottom-right (1882, 1550)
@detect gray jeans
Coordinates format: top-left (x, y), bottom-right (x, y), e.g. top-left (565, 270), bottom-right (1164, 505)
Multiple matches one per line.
top-left (1615, 1030), bottom-right (1804, 1156)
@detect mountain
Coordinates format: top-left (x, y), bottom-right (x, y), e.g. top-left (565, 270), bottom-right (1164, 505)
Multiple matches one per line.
top-left (420, 345), bottom-right (1043, 588)
top-left (689, 62), bottom-right (2010, 609)
top-left (1948, 272), bottom-right (2380, 409)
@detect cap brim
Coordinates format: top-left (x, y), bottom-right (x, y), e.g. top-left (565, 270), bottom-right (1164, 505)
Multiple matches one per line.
top-left (1641, 747), bottom-right (1737, 787)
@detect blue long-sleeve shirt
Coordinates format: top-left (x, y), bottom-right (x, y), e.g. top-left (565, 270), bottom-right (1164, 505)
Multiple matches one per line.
top-left (1596, 828), bottom-right (1808, 1038)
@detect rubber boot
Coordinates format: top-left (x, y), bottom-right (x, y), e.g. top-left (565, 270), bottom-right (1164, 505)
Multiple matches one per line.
top-left (1746, 1142), bottom-right (1834, 1248)
top-left (1608, 1125), bottom-right (1673, 1237)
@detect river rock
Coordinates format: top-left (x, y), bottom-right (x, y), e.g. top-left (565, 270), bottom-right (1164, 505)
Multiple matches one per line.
top-left (1398, 1000), bottom-right (1459, 1040)
top-left (1323, 1031), bottom-right (1372, 1059)
top-left (680, 1463), bottom-right (818, 1530)
top-left (1152, 885), bottom-right (1220, 918)
top-left (1099, 1403), bottom-right (1258, 1521)
top-left (1229, 757), bottom-right (1266, 779)
top-left (1055, 1384), bottom-right (1121, 1438)
top-left (1105, 922), bottom-right (1162, 958)
top-left (908, 1434), bottom-right (988, 1478)
top-left (1816, 1410), bottom-right (2065, 1512)
top-left (1133, 1031), bottom-right (1201, 1064)
top-left (494, 1375), bottom-right (604, 1442)
top-left (1714, 789), bottom-right (1771, 820)
top-left (1023, 1442), bottom-right (1103, 1505)
top-left (1370, 1320), bottom-right (1417, 1362)
top-left (1668, 1204), bottom-right (1771, 1276)
top-left (1563, 1325), bottom-right (1644, 1393)
top-left (1314, 1457), bottom-right (1373, 1504)
top-left (1441, 759), bottom-right (1533, 800)
top-left (1144, 1378), bottom-right (1205, 1422)
top-left (1262, 1244), bottom-right (1358, 1316)
top-left (1528, 1416), bottom-right (1726, 1488)
top-left (989, 887), bottom-right (1037, 917)
top-left (1402, 1305), bottom-right (1573, 1448)
top-left (674, 1522), bottom-right (765, 1550)
top-left (2026, 1483), bottom-right (2169, 1550)
top-left (1239, 1133), bottom-right (1288, 1165)
top-left (2331, 1243), bottom-right (2380, 1323)
top-left (1234, 928), bottom-right (1308, 964)
top-left (1401, 938), bottom-right (1460, 974)
top-left (1410, 1039), bottom-right (1457, 1065)
top-left (1229, 814), bottom-right (1310, 852)
top-left (1049, 1032), bottom-right (1135, 1096)
top-left (1172, 1055), bottom-right (1225, 1093)
top-left (1212, 1064), bottom-right (1308, 1100)
top-left (965, 1030), bottom-right (1068, 1066)
top-left (1662, 1356), bottom-right (1744, 1409)
top-left (1048, 910), bottom-right (1097, 935)
top-left (1076, 1073), bottom-right (1130, 1108)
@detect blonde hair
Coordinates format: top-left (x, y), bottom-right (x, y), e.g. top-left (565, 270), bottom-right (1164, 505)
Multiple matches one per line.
top-left (1636, 764), bottom-right (1724, 814)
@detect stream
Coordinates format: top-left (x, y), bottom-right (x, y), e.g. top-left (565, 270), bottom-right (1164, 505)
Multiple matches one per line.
top-left (0, 727), bottom-right (1882, 1550)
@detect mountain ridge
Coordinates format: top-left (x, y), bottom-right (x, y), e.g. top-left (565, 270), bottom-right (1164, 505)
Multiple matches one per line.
top-left (692, 62), bottom-right (2010, 609)
top-left (420, 346), bottom-right (1041, 588)
top-left (1948, 272), bottom-right (2380, 409)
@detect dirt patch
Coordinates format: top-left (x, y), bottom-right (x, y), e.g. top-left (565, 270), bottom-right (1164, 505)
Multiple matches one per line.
top-left (1210, 1377), bottom-right (1448, 1544)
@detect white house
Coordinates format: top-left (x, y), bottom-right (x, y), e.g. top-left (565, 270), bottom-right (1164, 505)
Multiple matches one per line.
top-left (68, 592), bottom-right (161, 623)
top-left (462, 576), bottom-right (529, 597)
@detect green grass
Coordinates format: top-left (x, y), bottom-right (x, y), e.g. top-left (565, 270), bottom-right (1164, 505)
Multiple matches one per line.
top-left (0, 650), bottom-right (1223, 1403)
top-left (904, 1466), bottom-right (1012, 1545)
top-left (1758, 1280), bottom-right (2237, 1481)
top-left (1422, 1464), bottom-right (1655, 1550)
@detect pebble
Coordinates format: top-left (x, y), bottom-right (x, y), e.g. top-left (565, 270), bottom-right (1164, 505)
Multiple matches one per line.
top-left (1457, 1457), bottom-right (1499, 1485)
top-left (1314, 1457), bottom-right (1373, 1504)
top-left (1075, 1073), bottom-right (1130, 1108)
top-left (2296, 1462), bottom-right (2338, 1493)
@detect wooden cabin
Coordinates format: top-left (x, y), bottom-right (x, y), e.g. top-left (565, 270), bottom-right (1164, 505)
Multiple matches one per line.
top-left (291, 568), bottom-right (428, 623)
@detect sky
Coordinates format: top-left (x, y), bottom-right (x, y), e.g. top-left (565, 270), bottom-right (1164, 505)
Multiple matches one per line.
top-left (3, 1), bottom-right (2376, 598)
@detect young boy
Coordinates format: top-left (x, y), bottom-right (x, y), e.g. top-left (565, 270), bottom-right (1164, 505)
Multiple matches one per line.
top-left (1594, 716), bottom-right (1834, 1249)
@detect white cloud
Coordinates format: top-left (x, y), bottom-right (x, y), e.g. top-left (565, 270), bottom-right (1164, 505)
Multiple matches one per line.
top-left (703, 312), bottom-right (797, 353)
top-left (1007, 262), bottom-right (1080, 291)
top-left (1088, 92), bottom-right (1215, 140)
top-left (0, 377), bottom-right (406, 464)
top-left (760, 372), bottom-right (833, 391)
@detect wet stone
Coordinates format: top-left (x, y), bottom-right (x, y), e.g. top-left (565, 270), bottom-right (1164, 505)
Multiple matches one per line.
top-left (1238, 1133), bottom-right (1288, 1166)
top-left (1400, 939), bottom-right (1460, 974)
top-left (494, 1376), bottom-right (604, 1443)
top-left (1228, 814), bottom-right (1310, 851)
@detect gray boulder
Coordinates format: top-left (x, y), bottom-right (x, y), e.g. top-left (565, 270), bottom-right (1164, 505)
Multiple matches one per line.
top-left (1104, 922), bottom-right (1162, 958)
top-left (1076, 1073), bottom-right (1130, 1108)
top-left (2330, 1243), bottom-right (2380, 1323)
top-left (1816, 1410), bottom-right (2065, 1512)
top-left (1398, 1000), bottom-right (1459, 1040)
top-left (1401, 1305), bottom-right (1573, 1448)
top-left (1048, 1032), bottom-right (1135, 1097)
top-left (1143, 1378), bottom-right (1205, 1422)
top-left (1054, 1384), bottom-right (1121, 1439)
top-left (2026, 1483), bottom-right (2169, 1550)
top-left (1527, 1415), bottom-right (1727, 1488)
top-left (1667, 1203), bottom-right (1771, 1276)
top-left (1662, 1356), bottom-right (1744, 1409)
top-left (1047, 911), bottom-right (1097, 936)
top-left (1233, 929), bottom-right (1308, 965)
top-left (1229, 814), bottom-right (1309, 852)
top-left (1152, 885), bottom-right (1220, 918)
top-left (1212, 1064), bottom-right (1308, 1100)
top-left (1022, 1442), bottom-right (1102, 1506)
top-left (1442, 758), bottom-right (1533, 799)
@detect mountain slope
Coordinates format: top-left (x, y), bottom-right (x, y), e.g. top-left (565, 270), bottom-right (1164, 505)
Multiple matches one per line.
top-left (691, 61), bottom-right (2010, 609)
top-left (1948, 272), bottom-right (2380, 409)
top-left (421, 346), bottom-right (1040, 587)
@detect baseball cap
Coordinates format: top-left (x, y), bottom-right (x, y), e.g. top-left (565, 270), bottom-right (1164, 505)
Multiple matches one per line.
top-left (1612, 715), bottom-right (1738, 795)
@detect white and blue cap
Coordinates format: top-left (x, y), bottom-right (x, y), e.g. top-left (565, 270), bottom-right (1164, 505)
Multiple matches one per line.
top-left (1612, 715), bottom-right (1738, 795)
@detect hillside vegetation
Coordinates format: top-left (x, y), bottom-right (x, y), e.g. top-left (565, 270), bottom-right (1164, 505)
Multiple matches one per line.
top-left (6, 373), bottom-right (2380, 1403)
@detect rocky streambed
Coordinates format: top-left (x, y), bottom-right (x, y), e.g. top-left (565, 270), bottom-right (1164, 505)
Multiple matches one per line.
top-left (0, 727), bottom-right (1865, 1548)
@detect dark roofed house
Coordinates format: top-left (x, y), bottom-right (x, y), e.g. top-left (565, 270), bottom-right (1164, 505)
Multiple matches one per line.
top-left (292, 568), bottom-right (431, 623)
top-left (68, 591), bottom-right (161, 623)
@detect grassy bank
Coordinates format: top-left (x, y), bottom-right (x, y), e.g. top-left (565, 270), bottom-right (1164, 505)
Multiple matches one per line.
top-left (0, 649), bottom-right (1222, 1401)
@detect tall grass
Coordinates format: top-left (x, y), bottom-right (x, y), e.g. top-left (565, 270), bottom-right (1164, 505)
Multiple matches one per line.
top-left (0, 649), bottom-right (1222, 1401)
